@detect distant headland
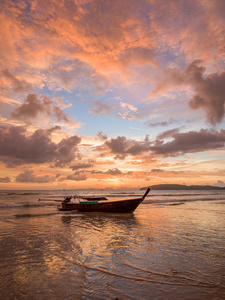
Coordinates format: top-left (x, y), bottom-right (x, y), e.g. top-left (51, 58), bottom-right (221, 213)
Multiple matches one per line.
top-left (140, 184), bottom-right (225, 190)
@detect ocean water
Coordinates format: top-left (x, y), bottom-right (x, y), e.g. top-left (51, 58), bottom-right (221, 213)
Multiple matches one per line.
top-left (0, 189), bottom-right (225, 300)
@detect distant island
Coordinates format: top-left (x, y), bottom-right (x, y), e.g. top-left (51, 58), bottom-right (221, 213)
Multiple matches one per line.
top-left (140, 184), bottom-right (225, 190)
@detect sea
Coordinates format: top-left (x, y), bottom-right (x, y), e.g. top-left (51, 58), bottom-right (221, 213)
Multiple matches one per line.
top-left (0, 189), bottom-right (225, 300)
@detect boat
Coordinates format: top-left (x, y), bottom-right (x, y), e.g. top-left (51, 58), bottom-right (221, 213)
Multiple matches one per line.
top-left (57, 188), bottom-right (151, 213)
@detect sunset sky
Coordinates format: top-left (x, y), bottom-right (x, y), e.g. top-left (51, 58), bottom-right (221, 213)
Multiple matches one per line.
top-left (0, 0), bottom-right (225, 190)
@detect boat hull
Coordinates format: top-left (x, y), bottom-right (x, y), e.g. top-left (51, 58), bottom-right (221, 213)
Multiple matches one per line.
top-left (58, 197), bottom-right (143, 213)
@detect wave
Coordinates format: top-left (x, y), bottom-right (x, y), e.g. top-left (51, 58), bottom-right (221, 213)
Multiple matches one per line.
top-left (105, 194), bottom-right (140, 198)
top-left (151, 192), bottom-right (224, 197)
top-left (144, 198), bottom-right (225, 205)
top-left (14, 212), bottom-right (60, 218)
top-left (104, 191), bottom-right (225, 198)
top-left (108, 192), bottom-right (136, 195)
top-left (0, 202), bottom-right (57, 209)
top-left (73, 259), bottom-right (217, 288)
top-left (6, 192), bottom-right (41, 196)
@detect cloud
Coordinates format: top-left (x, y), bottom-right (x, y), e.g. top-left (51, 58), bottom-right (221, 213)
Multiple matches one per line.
top-left (60, 171), bottom-right (87, 181)
top-left (97, 131), bottom-right (108, 140)
top-left (0, 176), bottom-right (11, 183)
top-left (70, 162), bottom-right (94, 170)
top-left (105, 136), bottom-right (132, 157)
top-left (54, 135), bottom-right (82, 167)
top-left (214, 180), bottom-right (225, 187)
top-left (89, 168), bottom-right (125, 177)
top-left (105, 129), bottom-right (225, 158)
top-left (105, 135), bottom-right (152, 159)
top-left (90, 170), bottom-right (104, 175)
top-left (15, 170), bottom-right (55, 183)
top-left (11, 94), bottom-right (70, 123)
top-left (151, 129), bottom-right (225, 156)
top-left (1, 0), bottom-right (225, 91)
top-left (1, 69), bottom-right (33, 93)
top-left (0, 125), bottom-right (81, 167)
top-left (188, 71), bottom-right (225, 125)
top-left (151, 169), bottom-right (164, 173)
top-left (153, 60), bottom-right (225, 125)
top-left (105, 168), bottom-right (122, 176)
top-left (146, 120), bottom-right (175, 127)
top-left (118, 102), bottom-right (138, 120)
top-left (89, 100), bottom-right (112, 115)
top-left (119, 47), bottom-right (156, 68)
top-left (0, 0), bottom-right (158, 92)
top-left (156, 128), bottom-right (181, 140)
top-left (46, 59), bottom-right (111, 95)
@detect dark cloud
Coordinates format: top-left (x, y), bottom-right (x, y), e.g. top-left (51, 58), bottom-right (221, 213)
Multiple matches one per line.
top-left (11, 94), bottom-right (70, 123)
top-left (151, 129), bottom-right (225, 156)
top-left (11, 94), bottom-right (43, 119)
top-left (1, 69), bottom-right (33, 93)
top-left (0, 125), bottom-right (81, 167)
top-left (55, 135), bottom-right (82, 167)
top-left (153, 60), bottom-right (225, 125)
top-left (90, 170), bottom-right (104, 174)
top-left (0, 176), bottom-right (11, 183)
top-left (89, 168), bottom-right (125, 176)
top-left (70, 162), bottom-right (94, 171)
top-left (151, 169), bottom-right (164, 173)
top-left (60, 171), bottom-right (87, 181)
top-left (105, 135), bottom-right (152, 159)
top-left (105, 129), bottom-right (225, 158)
top-left (105, 136), bottom-right (131, 157)
top-left (105, 168), bottom-right (122, 175)
top-left (188, 70), bottom-right (225, 125)
top-left (15, 170), bottom-right (55, 183)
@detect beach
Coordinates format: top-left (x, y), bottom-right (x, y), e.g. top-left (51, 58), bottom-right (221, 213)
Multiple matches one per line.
top-left (0, 189), bottom-right (225, 299)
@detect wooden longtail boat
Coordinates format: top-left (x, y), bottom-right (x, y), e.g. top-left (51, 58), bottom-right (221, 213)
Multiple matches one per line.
top-left (57, 188), bottom-right (151, 213)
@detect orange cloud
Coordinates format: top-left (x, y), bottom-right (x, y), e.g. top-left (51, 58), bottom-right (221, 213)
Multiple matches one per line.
top-left (1, 0), bottom-right (224, 95)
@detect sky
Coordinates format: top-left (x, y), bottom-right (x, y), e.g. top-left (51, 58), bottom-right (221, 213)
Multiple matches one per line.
top-left (0, 0), bottom-right (225, 190)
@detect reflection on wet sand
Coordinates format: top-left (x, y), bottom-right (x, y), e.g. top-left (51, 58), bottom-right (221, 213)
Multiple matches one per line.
top-left (60, 212), bottom-right (141, 256)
